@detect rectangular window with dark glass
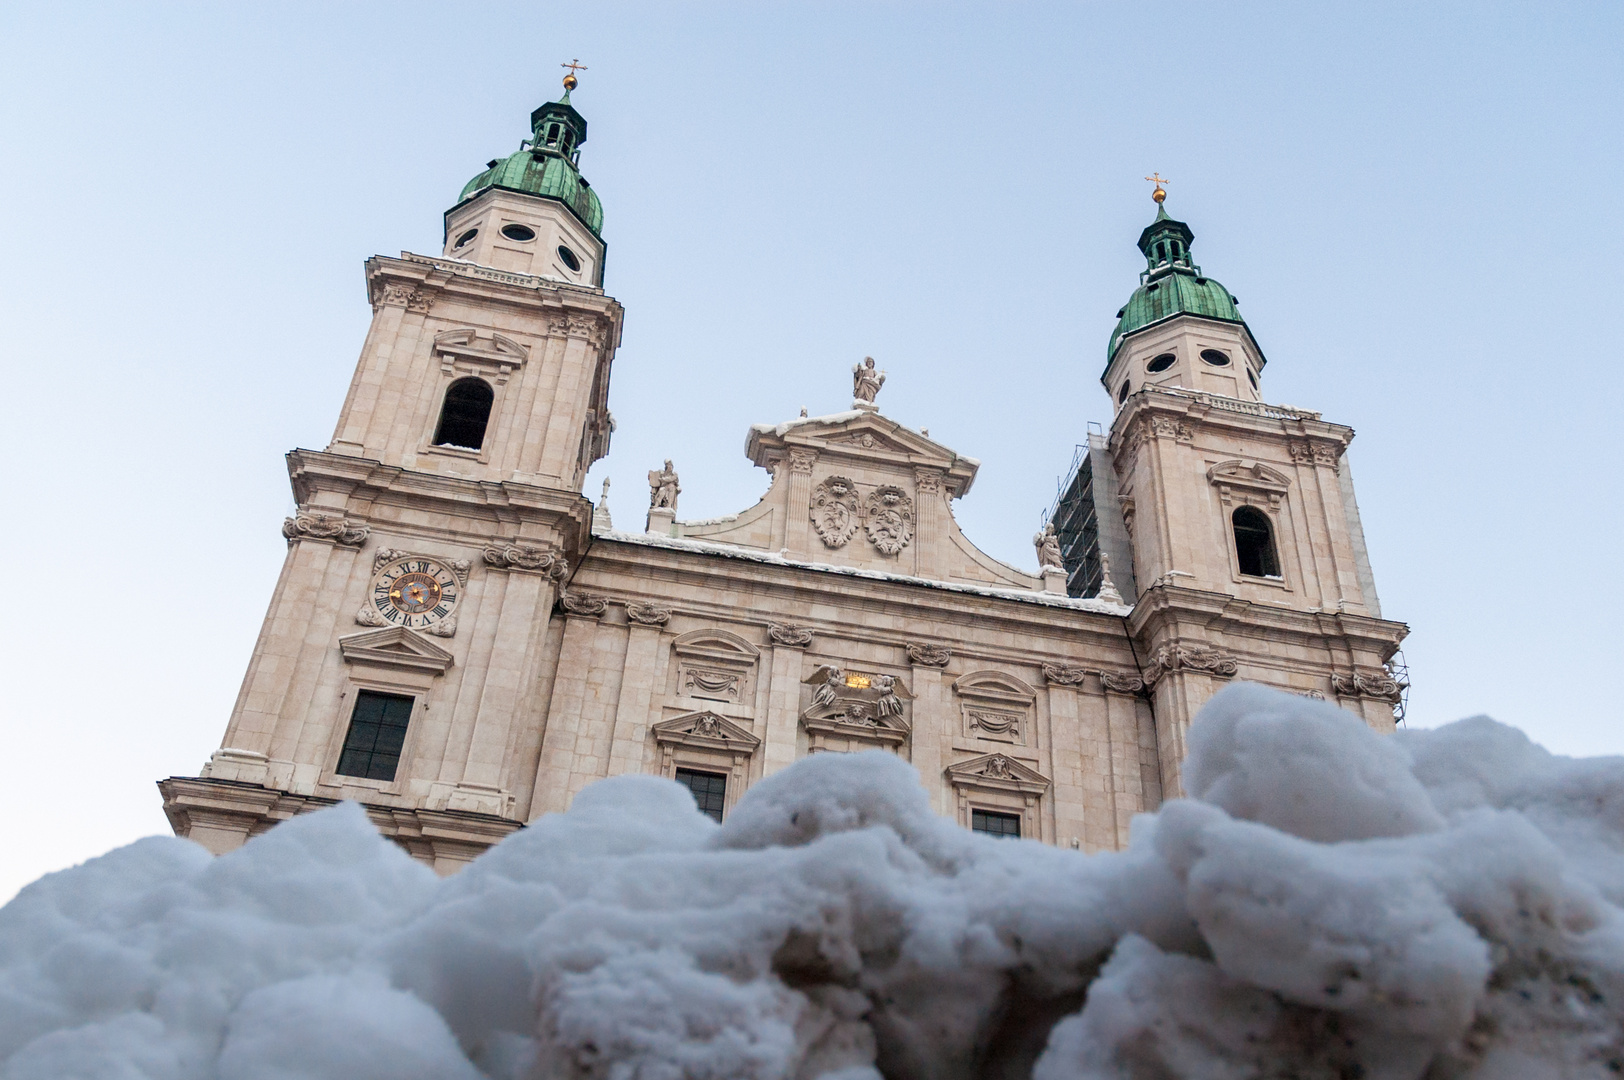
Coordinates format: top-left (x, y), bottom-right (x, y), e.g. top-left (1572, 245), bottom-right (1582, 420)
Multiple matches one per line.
top-left (675, 767), bottom-right (727, 822)
top-left (971, 809), bottom-right (1022, 839)
top-left (336, 690), bottom-right (414, 781)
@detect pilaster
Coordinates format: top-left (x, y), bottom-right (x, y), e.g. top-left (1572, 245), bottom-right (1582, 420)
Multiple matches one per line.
top-left (782, 450), bottom-right (817, 558)
top-left (606, 606), bottom-right (672, 776)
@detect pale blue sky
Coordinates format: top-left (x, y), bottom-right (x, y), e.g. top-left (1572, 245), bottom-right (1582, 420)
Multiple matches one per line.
top-left (2, 1), bottom-right (1620, 900)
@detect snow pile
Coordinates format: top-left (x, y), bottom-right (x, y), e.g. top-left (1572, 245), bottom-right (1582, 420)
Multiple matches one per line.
top-left (4, 685), bottom-right (1623, 1079)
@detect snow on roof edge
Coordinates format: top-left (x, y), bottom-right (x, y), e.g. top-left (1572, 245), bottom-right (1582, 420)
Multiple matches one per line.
top-left (591, 530), bottom-right (1132, 616)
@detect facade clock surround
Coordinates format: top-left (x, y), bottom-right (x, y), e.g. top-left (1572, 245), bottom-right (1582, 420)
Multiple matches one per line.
top-left (368, 555), bottom-right (461, 631)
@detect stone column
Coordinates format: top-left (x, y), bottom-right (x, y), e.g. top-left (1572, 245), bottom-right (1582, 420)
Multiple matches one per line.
top-left (762, 626), bottom-right (813, 776)
top-left (606, 607), bottom-right (671, 776)
top-left (782, 449), bottom-right (817, 558)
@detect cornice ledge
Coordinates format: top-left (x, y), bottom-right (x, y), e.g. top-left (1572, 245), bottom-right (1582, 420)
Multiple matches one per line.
top-left (1124, 584), bottom-right (1235, 633)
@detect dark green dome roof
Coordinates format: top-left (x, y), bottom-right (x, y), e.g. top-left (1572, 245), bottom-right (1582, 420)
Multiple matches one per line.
top-left (455, 92), bottom-right (603, 236)
top-left (1106, 205), bottom-right (1255, 364)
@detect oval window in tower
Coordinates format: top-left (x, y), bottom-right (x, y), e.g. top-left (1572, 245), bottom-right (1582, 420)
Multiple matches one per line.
top-left (1117, 380), bottom-right (1130, 404)
top-left (1146, 353), bottom-right (1176, 373)
top-left (500, 223), bottom-right (537, 242)
top-left (1200, 349), bottom-right (1231, 366)
top-left (454, 228), bottom-right (478, 249)
top-left (556, 245), bottom-right (581, 272)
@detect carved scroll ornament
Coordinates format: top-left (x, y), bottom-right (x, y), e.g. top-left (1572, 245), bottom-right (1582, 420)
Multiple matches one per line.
top-left (560, 591), bottom-right (609, 618)
top-left (1331, 672), bottom-right (1403, 702)
top-left (864, 485), bottom-right (915, 555)
top-left (906, 643), bottom-right (951, 667)
top-left (626, 602), bottom-right (673, 626)
top-left (283, 512), bottom-right (369, 547)
top-left (484, 545), bottom-right (568, 577)
top-left (1099, 670), bottom-right (1147, 695)
top-left (1041, 663), bottom-right (1090, 686)
top-left (810, 476), bottom-right (861, 549)
top-left (767, 623), bottom-right (814, 648)
top-left (1142, 644), bottom-right (1238, 686)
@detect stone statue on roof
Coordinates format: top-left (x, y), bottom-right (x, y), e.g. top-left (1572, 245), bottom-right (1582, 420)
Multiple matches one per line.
top-left (1035, 522), bottom-right (1064, 570)
top-left (648, 460), bottom-right (680, 510)
top-left (852, 356), bottom-right (886, 406)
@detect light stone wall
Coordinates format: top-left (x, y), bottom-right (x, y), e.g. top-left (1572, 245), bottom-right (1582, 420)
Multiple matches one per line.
top-left (160, 238), bottom-right (1409, 871)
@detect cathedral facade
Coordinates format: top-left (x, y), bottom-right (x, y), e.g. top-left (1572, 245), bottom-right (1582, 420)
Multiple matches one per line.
top-left (159, 86), bottom-right (1408, 871)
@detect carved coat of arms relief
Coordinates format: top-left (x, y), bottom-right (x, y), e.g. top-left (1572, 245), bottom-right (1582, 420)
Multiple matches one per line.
top-left (863, 485), bottom-right (916, 555)
top-left (810, 476), bottom-right (861, 548)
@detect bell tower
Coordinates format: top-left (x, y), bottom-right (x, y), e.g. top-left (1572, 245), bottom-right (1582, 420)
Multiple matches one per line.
top-left (160, 73), bottom-right (624, 869)
top-left (1087, 185), bottom-right (1409, 794)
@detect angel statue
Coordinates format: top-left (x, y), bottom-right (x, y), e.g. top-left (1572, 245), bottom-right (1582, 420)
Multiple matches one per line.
top-left (809, 666), bottom-right (845, 711)
top-left (852, 357), bottom-right (886, 404)
top-left (873, 673), bottom-right (903, 719)
top-left (1034, 522), bottom-right (1064, 570)
top-left (648, 460), bottom-right (680, 510)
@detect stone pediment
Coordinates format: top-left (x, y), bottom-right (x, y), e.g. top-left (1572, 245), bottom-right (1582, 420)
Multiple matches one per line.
top-left (945, 752), bottom-right (1050, 795)
top-left (337, 626), bottom-right (455, 674)
top-left (747, 411), bottom-right (978, 498)
top-left (432, 327), bottom-right (529, 364)
top-left (1207, 460), bottom-right (1291, 492)
top-left (652, 711), bottom-right (760, 752)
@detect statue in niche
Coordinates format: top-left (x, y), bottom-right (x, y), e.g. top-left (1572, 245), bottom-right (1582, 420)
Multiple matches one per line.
top-left (1034, 522), bottom-right (1063, 570)
top-left (648, 460), bottom-right (680, 510)
top-left (852, 356), bottom-right (886, 404)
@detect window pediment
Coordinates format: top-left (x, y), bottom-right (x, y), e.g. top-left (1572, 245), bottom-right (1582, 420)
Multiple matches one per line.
top-left (945, 753), bottom-right (1051, 796)
top-left (652, 711), bottom-right (760, 753)
top-left (1208, 460), bottom-right (1290, 492)
top-left (953, 670), bottom-right (1037, 746)
top-left (671, 628), bottom-right (760, 666)
top-left (433, 328), bottom-right (528, 385)
top-left (338, 626), bottom-right (454, 675)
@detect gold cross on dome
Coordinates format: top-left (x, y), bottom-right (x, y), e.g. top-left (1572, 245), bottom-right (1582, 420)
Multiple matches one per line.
top-left (561, 59), bottom-right (588, 76)
top-left (1145, 172), bottom-right (1168, 203)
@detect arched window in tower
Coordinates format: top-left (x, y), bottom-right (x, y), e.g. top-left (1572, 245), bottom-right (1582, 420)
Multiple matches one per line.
top-left (1232, 506), bottom-right (1281, 578)
top-left (433, 377), bottom-right (495, 451)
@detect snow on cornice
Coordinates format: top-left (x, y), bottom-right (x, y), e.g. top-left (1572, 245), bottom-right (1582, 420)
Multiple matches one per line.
top-left (592, 529), bottom-right (1132, 615)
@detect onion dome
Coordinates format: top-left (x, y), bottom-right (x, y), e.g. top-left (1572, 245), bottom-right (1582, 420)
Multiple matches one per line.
top-left (1106, 203), bottom-right (1258, 365)
top-left (455, 90), bottom-right (603, 236)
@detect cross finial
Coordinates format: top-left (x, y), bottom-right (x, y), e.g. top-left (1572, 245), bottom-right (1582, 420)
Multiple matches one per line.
top-left (561, 58), bottom-right (588, 91)
top-left (1145, 172), bottom-right (1168, 204)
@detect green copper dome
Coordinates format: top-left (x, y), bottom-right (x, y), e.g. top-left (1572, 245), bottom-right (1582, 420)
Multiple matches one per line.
top-left (455, 92), bottom-right (603, 236)
top-left (1106, 205), bottom-right (1255, 364)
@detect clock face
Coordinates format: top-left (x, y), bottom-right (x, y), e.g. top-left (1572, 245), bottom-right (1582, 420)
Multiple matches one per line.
top-left (370, 557), bottom-right (460, 630)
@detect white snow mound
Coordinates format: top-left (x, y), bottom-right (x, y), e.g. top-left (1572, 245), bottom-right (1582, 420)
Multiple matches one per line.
top-left (4, 683), bottom-right (1623, 1079)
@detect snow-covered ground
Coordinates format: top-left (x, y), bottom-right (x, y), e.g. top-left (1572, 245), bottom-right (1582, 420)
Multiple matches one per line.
top-left (3, 685), bottom-right (1621, 1079)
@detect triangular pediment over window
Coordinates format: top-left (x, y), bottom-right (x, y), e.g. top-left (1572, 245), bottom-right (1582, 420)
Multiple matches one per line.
top-left (338, 626), bottom-right (455, 674)
top-left (652, 711), bottom-right (761, 752)
top-left (945, 752), bottom-right (1051, 796)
